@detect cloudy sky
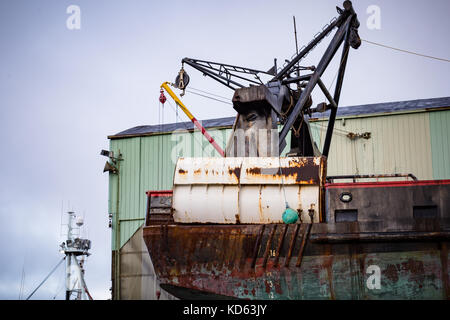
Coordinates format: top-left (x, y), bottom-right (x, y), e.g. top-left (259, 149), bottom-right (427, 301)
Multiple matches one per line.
top-left (0, 0), bottom-right (449, 299)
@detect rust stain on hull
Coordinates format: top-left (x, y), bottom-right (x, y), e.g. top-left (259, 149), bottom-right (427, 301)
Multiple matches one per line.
top-left (143, 223), bottom-right (450, 300)
top-left (440, 242), bottom-right (450, 299)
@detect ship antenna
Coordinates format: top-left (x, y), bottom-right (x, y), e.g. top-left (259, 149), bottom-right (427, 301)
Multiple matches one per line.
top-left (61, 211), bottom-right (93, 300)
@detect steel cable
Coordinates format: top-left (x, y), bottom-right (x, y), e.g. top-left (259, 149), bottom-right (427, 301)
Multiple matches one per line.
top-left (26, 257), bottom-right (66, 300)
top-left (362, 39), bottom-right (450, 63)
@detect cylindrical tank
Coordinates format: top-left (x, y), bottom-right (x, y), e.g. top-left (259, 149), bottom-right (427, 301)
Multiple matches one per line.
top-left (172, 157), bottom-right (326, 224)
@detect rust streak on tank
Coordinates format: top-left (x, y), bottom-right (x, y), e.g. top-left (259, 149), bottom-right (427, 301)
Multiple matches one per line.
top-left (246, 167), bottom-right (261, 175)
top-left (228, 167), bottom-right (241, 180)
top-left (245, 169), bottom-right (319, 184)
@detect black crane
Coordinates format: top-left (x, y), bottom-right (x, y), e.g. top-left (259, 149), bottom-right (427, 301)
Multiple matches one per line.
top-left (175, 1), bottom-right (361, 158)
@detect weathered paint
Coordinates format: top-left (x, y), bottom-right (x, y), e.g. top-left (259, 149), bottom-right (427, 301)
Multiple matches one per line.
top-left (110, 109), bottom-right (449, 249)
top-left (109, 104), bottom-right (449, 299)
top-left (118, 226), bottom-right (176, 300)
top-left (172, 157), bottom-right (326, 224)
top-left (324, 179), bottom-right (450, 230)
top-left (429, 110), bottom-right (450, 179)
top-left (109, 137), bottom-right (143, 250)
top-left (143, 180), bottom-right (450, 300)
top-left (109, 128), bottom-right (233, 249)
top-left (161, 82), bottom-right (225, 157)
top-left (109, 127), bottom-right (288, 249)
top-left (310, 111), bottom-right (434, 181)
top-left (110, 108), bottom-right (448, 249)
top-left (143, 223), bottom-right (450, 300)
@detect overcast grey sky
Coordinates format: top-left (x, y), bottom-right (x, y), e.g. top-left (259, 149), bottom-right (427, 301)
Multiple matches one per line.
top-left (0, 0), bottom-right (449, 300)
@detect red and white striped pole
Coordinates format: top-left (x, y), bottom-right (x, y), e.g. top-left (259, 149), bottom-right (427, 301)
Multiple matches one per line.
top-left (160, 82), bottom-right (225, 157)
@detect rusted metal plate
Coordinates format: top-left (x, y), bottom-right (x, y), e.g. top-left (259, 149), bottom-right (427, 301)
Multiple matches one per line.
top-left (325, 179), bottom-right (450, 229)
top-left (240, 157), bottom-right (323, 185)
top-left (143, 223), bottom-right (450, 299)
top-left (174, 157), bottom-right (325, 185)
top-left (174, 157), bottom-right (243, 185)
top-left (145, 191), bottom-right (173, 226)
top-left (143, 176), bottom-right (450, 299)
top-left (172, 157), bottom-right (326, 224)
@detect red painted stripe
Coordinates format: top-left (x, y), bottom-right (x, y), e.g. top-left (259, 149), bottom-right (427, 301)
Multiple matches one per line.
top-left (325, 179), bottom-right (450, 189)
top-left (191, 118), bottom-right (225, 157)
top-left (146, 190), bottom-right (173, 196)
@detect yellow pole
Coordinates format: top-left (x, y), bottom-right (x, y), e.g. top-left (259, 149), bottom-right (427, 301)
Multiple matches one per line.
top-left (161, 82), bottom-right (195, 120)
top-left (160, 82), bottom-right (225, 157)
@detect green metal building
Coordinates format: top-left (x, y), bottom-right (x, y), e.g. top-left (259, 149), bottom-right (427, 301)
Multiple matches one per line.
top-left (106, 96), bottom-right (450, 299)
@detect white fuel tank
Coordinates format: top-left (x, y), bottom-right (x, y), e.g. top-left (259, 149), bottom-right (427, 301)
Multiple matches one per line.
top-left (172, 157), bottom-right (326, 224)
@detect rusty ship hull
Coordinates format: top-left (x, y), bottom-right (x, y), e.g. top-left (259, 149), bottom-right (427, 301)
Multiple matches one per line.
top-left (144, 224), bottom-right (449, 300)
top-left (143, 180), bottom-right (450, 300)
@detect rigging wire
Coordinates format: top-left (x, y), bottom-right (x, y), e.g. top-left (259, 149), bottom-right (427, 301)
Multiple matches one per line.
top-left (53, 285), bottom-right (65, 300)
top-left (165, 98), bottom-right (212, 154)
top-left (162, 40), bottom-right (447, 162)
top-left (316, 45), bottom-right (350, 147)
top-left (185, 88), bottom-right (232, 105)
top-left (309, 34), bottom-right (450, 147)
top-left (278, 155), bottom-right (289, 210)
top-left (165, 99), bottom-right (192, 131)
top-left (26, 257), bottom-right (66, 300)
top-left (362, 39), bottom-right (450, 63)
top-left (327, 46), bottom-right (350, 93)
top-left (167, 37), bottom-right (440, 153)
top-left (311, 121), bottom-right (356, 136)
top-left (158, 101), bottom-right (164, 188)
top-left (19, 257), bottom-right (26, 300)
top-left (187, 86), bottom-right (232, 101)
top-left (168, 86), bottom-right (229, 151)
top-left (175, 94), bottom-right (179, 158)
top-left (52, 261), bottom-right (66, 299)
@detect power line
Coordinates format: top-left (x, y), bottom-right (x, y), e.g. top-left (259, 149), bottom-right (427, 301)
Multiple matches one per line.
top-left (362, 39), bottom-right (450, 63)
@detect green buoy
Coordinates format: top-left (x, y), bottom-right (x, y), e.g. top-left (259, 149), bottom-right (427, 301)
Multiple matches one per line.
top-left (282, 207), bottom-right (298, 224)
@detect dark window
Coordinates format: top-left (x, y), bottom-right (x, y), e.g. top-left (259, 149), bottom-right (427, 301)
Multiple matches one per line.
top-left (335, 209), bottom-right (358, 222)
top-left (413, 205), bottom-right (438, 219)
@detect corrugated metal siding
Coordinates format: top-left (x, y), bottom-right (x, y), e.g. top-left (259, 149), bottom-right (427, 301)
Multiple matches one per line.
top-left (110, 110), bottom-right (447, 249)
top-left (310, 112), bottom-right (434, 180)
top-left (109, 137), bottom-right (143, 250)
top-left (430, 110), bottom-right (450, 179)
top-left (110, 128), bottom-right (234, 249)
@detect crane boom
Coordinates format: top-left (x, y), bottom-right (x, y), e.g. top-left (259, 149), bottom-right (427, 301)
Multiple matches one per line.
top-left (161, 82), bottom-right (225, 157)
